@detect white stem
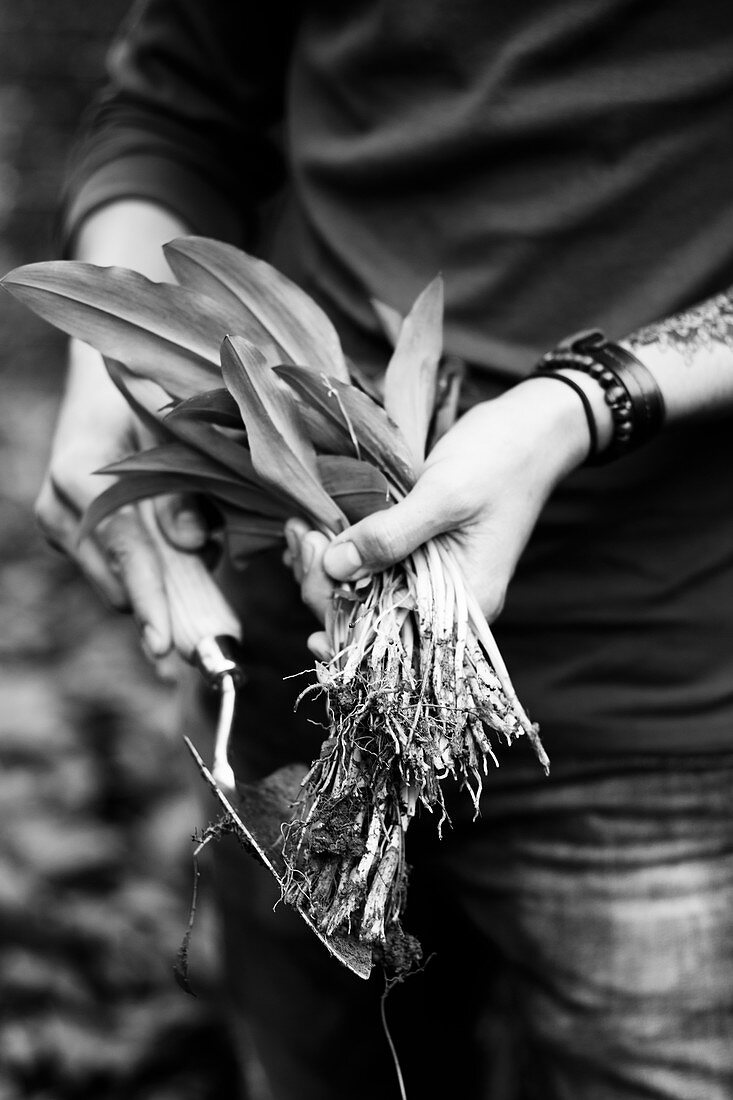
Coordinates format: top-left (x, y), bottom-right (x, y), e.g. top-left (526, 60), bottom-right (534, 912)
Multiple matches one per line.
top-left (465, 589), bottom-right (550, 773)
top-left (435, 540), bottom-right (468, 681)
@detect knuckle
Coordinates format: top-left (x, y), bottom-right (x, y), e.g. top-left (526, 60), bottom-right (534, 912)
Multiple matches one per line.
top-left (441, 490), bottom-right (471, 527)
top-left (33, 498), bottom-right (55, 535)
top-left (152, 495), bottom-right (173, 524)
top-left (34, 489), bottom-right (70, 545)
top-left (154, 493), bottom-right (180, 526)
top-left (48, 455), bottom-right (80, 498)
top-left (98, 521), bottom-right (142, 576)
top-left (104, 539), bottom-right (135, 577)
top-left (360, 513), bottom-right (403, 565)
top-left (418, 466), bottom-right (471, 523)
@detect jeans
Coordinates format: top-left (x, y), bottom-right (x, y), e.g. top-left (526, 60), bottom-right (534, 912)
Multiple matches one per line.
top-left (182, 552), bottom-right (733, 1100)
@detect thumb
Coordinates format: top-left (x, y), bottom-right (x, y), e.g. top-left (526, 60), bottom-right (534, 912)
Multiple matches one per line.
top-left (154, 492), bottom-right (209, 551)
top-left (323, 482), bottom-right (443, 581)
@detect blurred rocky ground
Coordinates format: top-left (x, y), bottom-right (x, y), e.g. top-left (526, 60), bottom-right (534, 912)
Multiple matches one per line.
top-left (0, 4), bottom-right (240, 1098)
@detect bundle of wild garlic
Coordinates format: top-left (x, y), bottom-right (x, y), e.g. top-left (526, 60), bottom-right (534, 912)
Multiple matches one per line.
top-left (3, 238), bottom-right (547, 967)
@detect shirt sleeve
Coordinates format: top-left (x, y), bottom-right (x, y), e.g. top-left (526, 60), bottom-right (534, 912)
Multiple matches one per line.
top-left (58, 0), bottom-right (299, 253)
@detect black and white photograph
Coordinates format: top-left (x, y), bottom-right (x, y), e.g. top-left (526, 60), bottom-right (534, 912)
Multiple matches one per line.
top-left (1, 3), bottom-right (733, 1099)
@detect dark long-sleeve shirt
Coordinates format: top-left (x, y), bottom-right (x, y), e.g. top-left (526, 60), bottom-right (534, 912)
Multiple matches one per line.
top-left (62, 0), bottom-right (733, 754)
top-left (63, 0), bottom-right (733, 372)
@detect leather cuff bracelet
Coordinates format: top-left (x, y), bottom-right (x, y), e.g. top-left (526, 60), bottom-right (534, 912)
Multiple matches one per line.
top-left (534, 329), bottom-right (666, 464)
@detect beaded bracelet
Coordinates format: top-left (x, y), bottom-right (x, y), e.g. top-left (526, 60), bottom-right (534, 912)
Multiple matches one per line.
top-left (535, 328), bottom-right (666, 463)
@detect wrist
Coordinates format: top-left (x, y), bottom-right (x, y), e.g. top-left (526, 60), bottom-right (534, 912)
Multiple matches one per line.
top-left (501, 373), bottom-right (601, 477)
top-left (73, 200), bottom-right (189, 278)
top-left (554, 367), bottom-right (614, 452)
top-left (534, 329), bottom-right (666, 462)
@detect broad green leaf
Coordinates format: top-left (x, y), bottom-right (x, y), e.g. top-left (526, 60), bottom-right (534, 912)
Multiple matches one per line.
top-left (165, 237), bottom-right (350, 382)
top-left (316, 455), bottom-right (393, 521)
top-left (80, 474), bottom-right (196, 540)
top-left (297, 403), bottom-right (360, 455)
top-left (105, 359), bottom-right (174, 442)
top-left (107, 359), bottom-right (259, 483)
top-left (221, 336), bottom-right (347, 533)
top-left (223, 338), bottom-right (317, 475)
top-left (331, 486), bottom-right (391, 523)
top-left (346, 360), bottom-right (385, 405)
top-left (101, 441), bottom-right (237, 484)
top-left (275, 365), bottom-right (415, 495)
top-left (79, 470), bottom-right (290, 542)
top-left (160, 413), bottom-right (253, 480)
top-left (1, 262), bottom-right (278, 398)
top-left (428, 355), bottom-right (465, 449)
top-left (383, 276), bottom-right (443, 474)
top-left (316, 454), bottom-right (390, 494)
top-left (165, 388), bottom-right (241, 429)
top-left (220, 509), bottom-right (284, 565)
top-left (99, 443), bottom-right (287, 518)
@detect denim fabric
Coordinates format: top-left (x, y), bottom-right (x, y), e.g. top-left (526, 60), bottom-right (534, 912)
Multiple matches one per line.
top-left (439, 754), bottom-right (733, 1100)
top-left (181, 552), bottom-right (733, 1100)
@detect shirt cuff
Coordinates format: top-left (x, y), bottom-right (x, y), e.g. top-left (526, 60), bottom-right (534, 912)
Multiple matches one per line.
top-left (57, 154), bottom-right (248, 257)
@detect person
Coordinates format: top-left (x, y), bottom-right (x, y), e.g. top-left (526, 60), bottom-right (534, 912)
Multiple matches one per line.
top-left (34, 1), bottom-right (733, 1097)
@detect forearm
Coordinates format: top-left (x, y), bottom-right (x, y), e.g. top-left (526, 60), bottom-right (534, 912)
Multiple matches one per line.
top-left (72, 198), bottom-right (189, 272)
top-left (37, 198), bottom-right (208, 648)
top-left (66, 199), bottom-right (191, 393)
top-left (60, 0), bottom-right (296, 254)
top-left (621, 290), bottom-right (733, 422)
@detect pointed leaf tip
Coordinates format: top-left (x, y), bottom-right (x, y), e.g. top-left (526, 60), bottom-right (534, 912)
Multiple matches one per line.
top-left (2, 261), bottom-right (233, 398)
top-left (221, 336), bottom-right (348, 532)
top-left (275, 365), bottom-right (416, 495)
top-left (382, 276), bottom-right (444, 473)
top-left (166, 237), bottom-right (350, 382)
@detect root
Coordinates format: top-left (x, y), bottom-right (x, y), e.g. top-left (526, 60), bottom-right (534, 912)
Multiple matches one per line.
top-left (280, 551), bottom-right (548, 964)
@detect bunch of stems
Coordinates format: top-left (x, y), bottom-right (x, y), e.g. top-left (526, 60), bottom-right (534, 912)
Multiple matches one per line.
top-left (282, 535), bottom-right (548, 951)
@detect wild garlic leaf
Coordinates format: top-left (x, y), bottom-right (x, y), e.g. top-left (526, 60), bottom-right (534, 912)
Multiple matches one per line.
top-left (220, 509), bottom-right (284, 565)
top-left (165, 388), bottom-right (241, 429)
top-left (316, 455), bottom-right (393, 522)
top-left (221, 336), bottom-right (348, 533)
top-left (100, 442), bottom-right (240, 485)
top-left (428, 355), bottom-right (465, 449)
top-left (1, 262), bottom-right (242, 398)
top-left (108, 360), bottom-right (257, 483)
top-left (105, 359), bottom-right (174, 442)
top-left (79, 470), bottom-right (290, 543)
top-left (275, 365), bottom-right (415, 496)
top-left (382, 276), bottom-right (443, 475)
top-left (165, 237), bottom-right (350, 382)
top-left (159, 414), bottom-right (253, 481)
top-left (98, 444), bottom-right (287, 518)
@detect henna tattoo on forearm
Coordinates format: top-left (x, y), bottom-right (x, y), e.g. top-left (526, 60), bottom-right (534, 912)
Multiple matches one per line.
top-left (629, 290), bottom-right (733, 365)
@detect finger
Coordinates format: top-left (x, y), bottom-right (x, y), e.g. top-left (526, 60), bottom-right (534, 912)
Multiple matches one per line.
top-left (154, 493), bottom-right (209, 551)
top-left (322, 477), bottom-right (449, 582)
top-left (307, 630), bottom-right (333, 662)
top-left (139, 641), bottom-right (187, 685)
top-left (76, 536), bottom-right (130, 609)
top-left (298, 531), bottom-right (333, 624)
top-left (35, 479), bottom-right (127, 606)
top-left (284, 517), bottom-right (313, 584)
top-left (95, 506), bottom-right (172, 656)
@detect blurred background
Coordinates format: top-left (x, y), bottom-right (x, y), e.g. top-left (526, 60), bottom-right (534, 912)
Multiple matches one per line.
top-left (0, 4), bottom-right (240, 1097)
